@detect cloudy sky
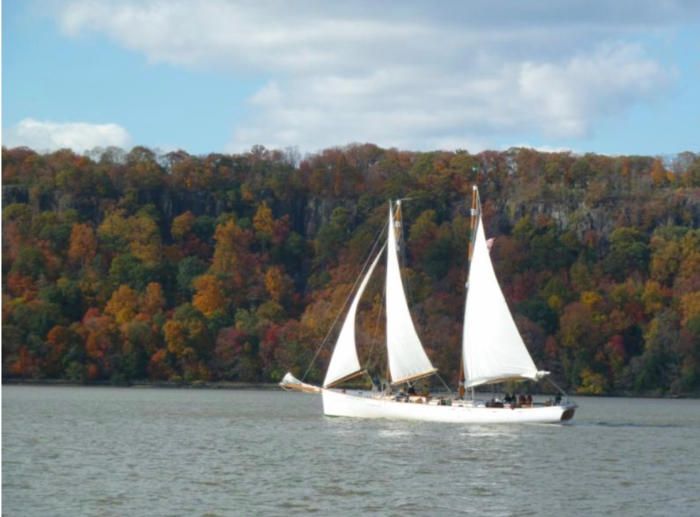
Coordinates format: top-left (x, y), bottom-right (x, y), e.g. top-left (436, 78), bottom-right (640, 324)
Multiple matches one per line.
top-left (3, 0), bottom-right (699, 155)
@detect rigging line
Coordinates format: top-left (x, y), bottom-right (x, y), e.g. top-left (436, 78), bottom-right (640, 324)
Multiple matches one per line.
top-left (435, 372), bottom-right (454, 395)
top-left (301, 223), bottom-right (388, 382)
top-left (545, 376), bottom-right (569, 401)
top-left (302, 228), bottom-right (384, 382)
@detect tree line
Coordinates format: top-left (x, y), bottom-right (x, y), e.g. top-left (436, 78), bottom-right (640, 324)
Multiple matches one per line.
top-left (2, 144), bottom-right (699, 395)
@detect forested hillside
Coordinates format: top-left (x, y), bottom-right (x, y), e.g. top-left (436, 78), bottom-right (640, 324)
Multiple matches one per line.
top-left (2, 144), bottom-right (699, 395)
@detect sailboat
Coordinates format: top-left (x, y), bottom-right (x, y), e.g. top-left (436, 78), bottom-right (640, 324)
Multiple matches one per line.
top-left (281, 187), bottom-right (576, 424)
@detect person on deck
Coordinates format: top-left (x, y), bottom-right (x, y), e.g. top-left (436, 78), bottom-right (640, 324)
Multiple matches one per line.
top-left (420, 385), bottom-right (430, 400)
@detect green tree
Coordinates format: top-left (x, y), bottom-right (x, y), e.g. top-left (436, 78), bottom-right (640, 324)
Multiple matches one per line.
top-left (604, 227), bottom-right (649, 281)
top-left (314, 207), bottom-right (351, 267)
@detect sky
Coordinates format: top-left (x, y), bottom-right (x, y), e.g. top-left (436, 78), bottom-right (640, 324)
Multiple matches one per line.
top-left (2, 0), bottom-right (699, 156)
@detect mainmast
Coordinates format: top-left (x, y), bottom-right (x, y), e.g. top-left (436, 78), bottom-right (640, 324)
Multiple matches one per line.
top-left (389, 200), bottom-right (402, 385)
top-left (468, 186), bottom-right (480, 264)
top-left (459, 186), bottom-right (480, 398)
top-left (462, 187), bottom-right (546, 389)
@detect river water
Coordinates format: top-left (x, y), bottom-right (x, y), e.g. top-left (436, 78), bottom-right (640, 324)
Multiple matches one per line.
top-left (2, 386), bottom-right (699, 516)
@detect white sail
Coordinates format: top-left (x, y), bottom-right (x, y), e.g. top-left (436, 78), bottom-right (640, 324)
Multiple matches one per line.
top-left (462, 208), bottom-right (545, 388)
top-left (386, 204), bottom-right (437, 384)
top-left (323, 244), bottom-right (386, 388)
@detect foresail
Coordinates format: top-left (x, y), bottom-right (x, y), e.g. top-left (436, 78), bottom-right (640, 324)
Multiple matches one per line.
top-left (386, 205), bottom-right (437, 385)
top-left (462, 211), bottom-right (542, 388)
top-left (323, 243), bottom-right (386, 388)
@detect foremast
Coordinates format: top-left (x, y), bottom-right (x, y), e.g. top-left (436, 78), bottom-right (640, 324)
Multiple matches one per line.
top-left (314, 200), bottom-right (437, 391)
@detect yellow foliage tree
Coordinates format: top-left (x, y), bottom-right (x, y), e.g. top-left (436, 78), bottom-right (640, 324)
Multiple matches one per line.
top-left (641, 280), bottom-right (667, 316)
top-left (171, 211), bottom-right (195, 241)
top-left (680, 291), bottom-right (700, 326)
top-left (580, 291), bottom-right (603, 311)
top-left (577, 368), bottom-right (607, 395)
top-left (676, 248), bottom-right (700, 296)
top-left (129, 214), bottom-right (162, 266)
top-left (547, 294), bottom-right (563, 312)
top-left (163, 320), bottom-right (189, 357)
top-left (264, 266), bottom-right (292, 303)
top-left (211, 219), bottom-right (256, 302)
top-left (650, 237), bottom-right (681, 285)
top-left (105, 285), bottom-right (140, 324)
top-left (68, 223), bottom-right (97, 267)
top-left (253, 202), bottom-right (275, 241)
top-left (98, 210), bottom-right (130, 247)
top-left (192, 274), bottom-right (227, 317)
top-left (98, 210), bottom-right (161, 266)
top-left (650, 158), bottom-right (668, 187)
top-left (142, 282), bottom-right (165, 317)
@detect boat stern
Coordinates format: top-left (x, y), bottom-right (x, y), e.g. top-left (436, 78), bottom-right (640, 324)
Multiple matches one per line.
top-left (559, 402), bottom-right (577, 422)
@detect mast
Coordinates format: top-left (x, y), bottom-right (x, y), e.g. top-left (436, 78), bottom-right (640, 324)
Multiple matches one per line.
top-left (462, 189), bottom-right (548, 388)
top-left (385, 200), bottom-right (437, 385)
top-left (394, 199), bottom-right (404, 263)
top-left (459, 186), bottom-right (480, 397)
top-left (468, 186), bottom-right (480, 264)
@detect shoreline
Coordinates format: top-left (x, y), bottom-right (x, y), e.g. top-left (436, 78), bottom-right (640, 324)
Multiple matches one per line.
top-left (2, 378), bottom-right (280, 390)
top-left (3, 378), bottom-right (699, 398)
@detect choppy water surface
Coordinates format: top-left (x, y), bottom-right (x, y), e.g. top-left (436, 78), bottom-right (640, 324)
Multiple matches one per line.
top-left (3, 387), bottom-right (699, 516)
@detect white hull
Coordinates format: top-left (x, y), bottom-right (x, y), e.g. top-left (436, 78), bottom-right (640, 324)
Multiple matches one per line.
top-left (322, 389), bottom-right (576, 424)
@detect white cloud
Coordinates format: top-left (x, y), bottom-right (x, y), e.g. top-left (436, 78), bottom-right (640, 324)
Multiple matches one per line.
top-left (4, 118), bottom-right (131, 153)
top-left (516, 43), bottom-right (670, 138)
top-left (228, 43), bottom-right (669, 152)
top-left (51, 0), bottom-right (685, 152)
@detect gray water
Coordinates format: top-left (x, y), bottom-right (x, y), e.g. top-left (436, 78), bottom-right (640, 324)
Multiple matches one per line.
top-left (2, 386), bottom-right (699, 516)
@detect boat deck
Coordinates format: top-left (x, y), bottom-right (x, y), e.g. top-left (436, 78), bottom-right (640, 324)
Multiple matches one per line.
top-left (350, 391), bottom-right (566, 410)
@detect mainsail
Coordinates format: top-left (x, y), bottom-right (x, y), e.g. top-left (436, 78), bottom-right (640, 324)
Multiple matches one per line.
top-left (462, 195), bottom-right (547, 388)
top-left (386, 204), bottom-right (437, 384)
top-left (323, 244), bottom-right (386, 388)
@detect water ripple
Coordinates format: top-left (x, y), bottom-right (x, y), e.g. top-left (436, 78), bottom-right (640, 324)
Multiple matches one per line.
top-left (3, 387), bottom-right (700, 516)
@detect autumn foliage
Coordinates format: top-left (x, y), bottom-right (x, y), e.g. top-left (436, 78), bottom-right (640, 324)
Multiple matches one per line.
top-left (2, 144), bottom-right (699, 395)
